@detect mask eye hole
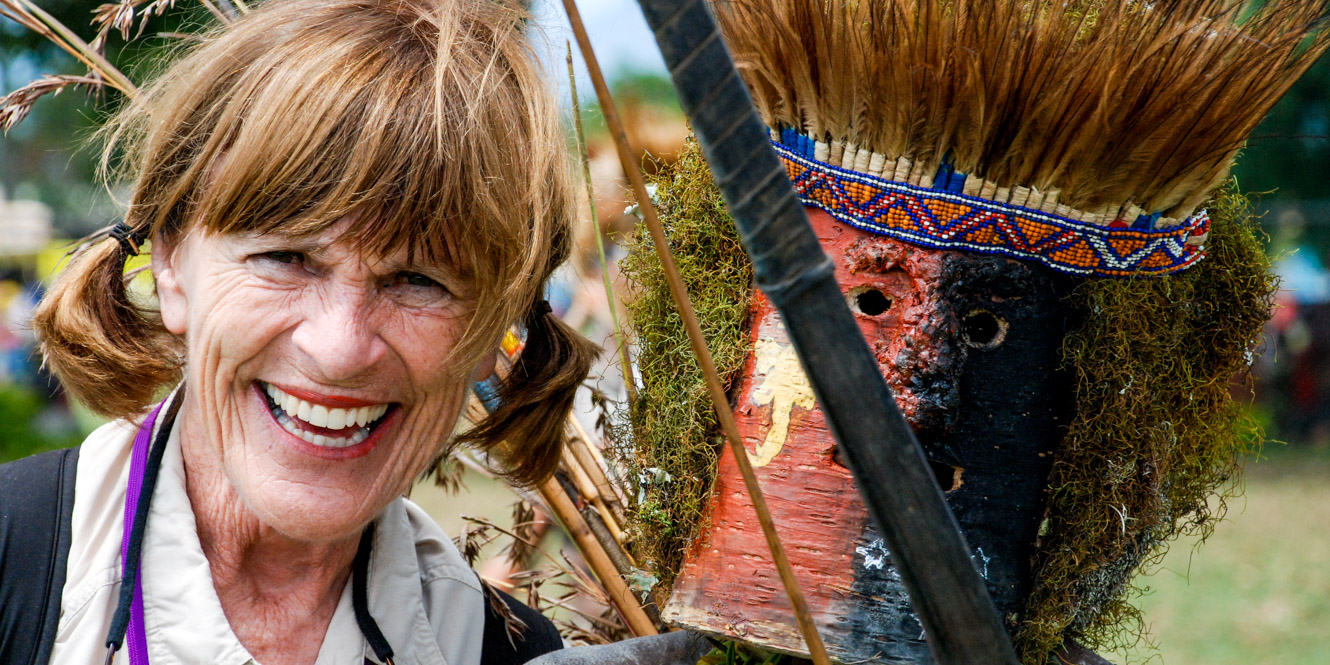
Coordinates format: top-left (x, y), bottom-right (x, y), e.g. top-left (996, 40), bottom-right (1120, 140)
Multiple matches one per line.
top-left (852, 288), bottom-right (892, 316)
top-left (931, 461), bottom-right (964, 492)
top-left (962, 309), bottom-right (1007, 349)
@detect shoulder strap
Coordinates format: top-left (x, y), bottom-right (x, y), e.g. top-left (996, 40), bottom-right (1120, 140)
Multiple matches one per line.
top-left (0, 447), bottom-right (80, 665)
top-left (481, 586), bottom-right (564, 665)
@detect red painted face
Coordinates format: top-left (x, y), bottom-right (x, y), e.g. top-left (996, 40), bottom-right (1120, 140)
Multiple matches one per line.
top-left (669, 206), bottom-right (1078, 663)
top-left (808, 207), bottom-right (964, 437)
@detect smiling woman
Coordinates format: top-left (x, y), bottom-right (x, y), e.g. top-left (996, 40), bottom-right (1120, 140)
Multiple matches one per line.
top-left (10, 0), bottom-right (599, 663)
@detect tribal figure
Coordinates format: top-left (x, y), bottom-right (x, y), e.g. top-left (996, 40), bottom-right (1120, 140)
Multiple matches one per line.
top-left (619, 2), bottom-right (1328, 664)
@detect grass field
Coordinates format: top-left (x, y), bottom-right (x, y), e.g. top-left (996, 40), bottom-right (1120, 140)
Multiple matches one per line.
top-left (413, 448), bottom-right (1330, 665)
top-left (1113, 447), bottom-right (1330, 665)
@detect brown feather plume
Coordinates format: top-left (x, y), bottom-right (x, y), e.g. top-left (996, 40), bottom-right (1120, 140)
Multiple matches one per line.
top-left (714, 0), bottom-right (1330, 219)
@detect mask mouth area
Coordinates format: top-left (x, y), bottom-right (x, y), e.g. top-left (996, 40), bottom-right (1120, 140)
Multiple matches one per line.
top-left (258, 381), bottom-right (393, 449)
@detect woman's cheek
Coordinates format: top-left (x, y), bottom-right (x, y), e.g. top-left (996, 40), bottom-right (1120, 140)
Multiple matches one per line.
top-left (213, 292), bottom-right (305, 366)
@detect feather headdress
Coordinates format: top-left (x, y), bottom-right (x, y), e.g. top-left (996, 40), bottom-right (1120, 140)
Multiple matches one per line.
top-left (715, 0), bottom-right (1330, 275)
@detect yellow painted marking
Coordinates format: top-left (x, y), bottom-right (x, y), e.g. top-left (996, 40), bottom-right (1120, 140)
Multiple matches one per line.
top-left (748, 318), bottom-right (816, 467)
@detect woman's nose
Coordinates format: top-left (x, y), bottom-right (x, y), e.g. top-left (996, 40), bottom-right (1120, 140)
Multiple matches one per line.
top-left (289, 289), bottom-right (388, 381)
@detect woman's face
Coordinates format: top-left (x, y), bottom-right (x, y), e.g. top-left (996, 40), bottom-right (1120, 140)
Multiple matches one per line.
top-left (154, 221), bottom-right (493, 542)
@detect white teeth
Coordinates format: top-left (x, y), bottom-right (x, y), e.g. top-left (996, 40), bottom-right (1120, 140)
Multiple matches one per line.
top-left (262, 382), bottom-right (390, 448)
top-left (308, 404), bottom-right (327, 428)
top-left (275, 411), bottom-right (369, 449)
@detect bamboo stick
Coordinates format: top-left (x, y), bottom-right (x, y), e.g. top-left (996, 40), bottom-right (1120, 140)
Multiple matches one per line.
top-left (561, 445), bottom-right (601, 504)
top-left (538, 476), bottom-right (658, 636)
top-left (562, 424), bottom-right (628, 542)
top-left (577, 425), bottom-right (627, 514)
top-left (561, 2), bottom-right (831, 664)
top-left (566, 417), bottom-right (628, 512)
top-left (561, 443), bottom-right (626, 545)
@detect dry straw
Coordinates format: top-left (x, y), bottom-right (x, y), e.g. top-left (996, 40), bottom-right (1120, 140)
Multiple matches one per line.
top-left (715, 0), bottom-right (1330, 219)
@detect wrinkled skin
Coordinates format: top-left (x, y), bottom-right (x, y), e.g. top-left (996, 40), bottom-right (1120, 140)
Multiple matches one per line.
top-left (152, 221), bottom-right (494, 663)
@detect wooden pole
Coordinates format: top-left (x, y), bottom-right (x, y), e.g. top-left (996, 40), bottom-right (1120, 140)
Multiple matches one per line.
top-left (566, 416), bottom-right (629, 516)
top-left (538, 477), bottom-right (658, 637)
top-left (563, 422), bottom-right (628, 542)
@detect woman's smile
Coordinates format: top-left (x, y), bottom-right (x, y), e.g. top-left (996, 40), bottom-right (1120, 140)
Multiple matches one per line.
top-left (257, 382), bottom-right (395, 456)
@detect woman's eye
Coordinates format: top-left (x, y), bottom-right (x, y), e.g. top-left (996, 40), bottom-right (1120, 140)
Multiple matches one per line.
top-left (260, 251), bottom-right (305, 265)
top-left (398, 272), bottom-right (442, 289)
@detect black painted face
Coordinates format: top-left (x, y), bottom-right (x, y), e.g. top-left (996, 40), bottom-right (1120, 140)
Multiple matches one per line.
top-left (830, 225), bottom-right (1080, 660)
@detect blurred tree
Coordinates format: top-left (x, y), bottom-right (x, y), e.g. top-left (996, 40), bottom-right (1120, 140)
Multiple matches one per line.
top-left (1, 0), bottom-right (212, 236)
top-left (1233, 55), bottom-right (1330, 252)
top-left (0, 384), bottom-right (82, 461)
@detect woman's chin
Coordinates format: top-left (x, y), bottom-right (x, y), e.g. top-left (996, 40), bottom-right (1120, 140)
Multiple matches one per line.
top-left (211, 389), bottom-right (419, 543)
top-left (228, 467), bottom-right (382, 542)
top-left (248, 493), bottom-right (378, 543)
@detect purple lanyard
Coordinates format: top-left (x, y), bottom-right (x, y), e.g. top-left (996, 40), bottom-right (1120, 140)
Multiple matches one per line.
top-left (118, 399), bottom-right (167, 665)
top-left (108, 396), bottom-right (394, 665)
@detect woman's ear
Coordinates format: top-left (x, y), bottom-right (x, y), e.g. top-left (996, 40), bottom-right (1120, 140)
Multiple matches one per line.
top-left (152, 236), bottom-right (189, 335)
top-left (470, 343), bottom-right (499, 382)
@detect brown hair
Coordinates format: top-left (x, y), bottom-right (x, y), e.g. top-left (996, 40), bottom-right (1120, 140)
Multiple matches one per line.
top-left (33, 0), bottom-right (598, 485)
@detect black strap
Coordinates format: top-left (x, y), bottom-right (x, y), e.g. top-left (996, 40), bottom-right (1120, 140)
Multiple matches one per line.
top-left (0, 446), bottom-right (81, 665)
top-left (353, 522), bottom-right (395, 664)
top-left (105, 393), bottom-right (183, 654)
top-left (480, 587), bottom-right (563, 665)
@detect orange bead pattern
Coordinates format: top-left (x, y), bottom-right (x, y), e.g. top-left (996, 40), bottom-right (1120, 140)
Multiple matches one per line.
top-left (773, 141), bottom-right (1208, 277)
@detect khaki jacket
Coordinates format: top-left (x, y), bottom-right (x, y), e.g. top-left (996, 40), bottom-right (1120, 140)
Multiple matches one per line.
top-left (50, 416), bottom-right (485, 665)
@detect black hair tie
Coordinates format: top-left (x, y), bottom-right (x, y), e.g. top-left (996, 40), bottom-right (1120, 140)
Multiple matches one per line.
top-left (530, 299), bottom-right (552, 318)
top-left (109, 222), bottom-right (147, 256)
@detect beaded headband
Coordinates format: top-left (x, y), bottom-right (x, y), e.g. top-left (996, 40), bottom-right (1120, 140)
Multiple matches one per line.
top-left (772, 128), bottom-right (1210, 277)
